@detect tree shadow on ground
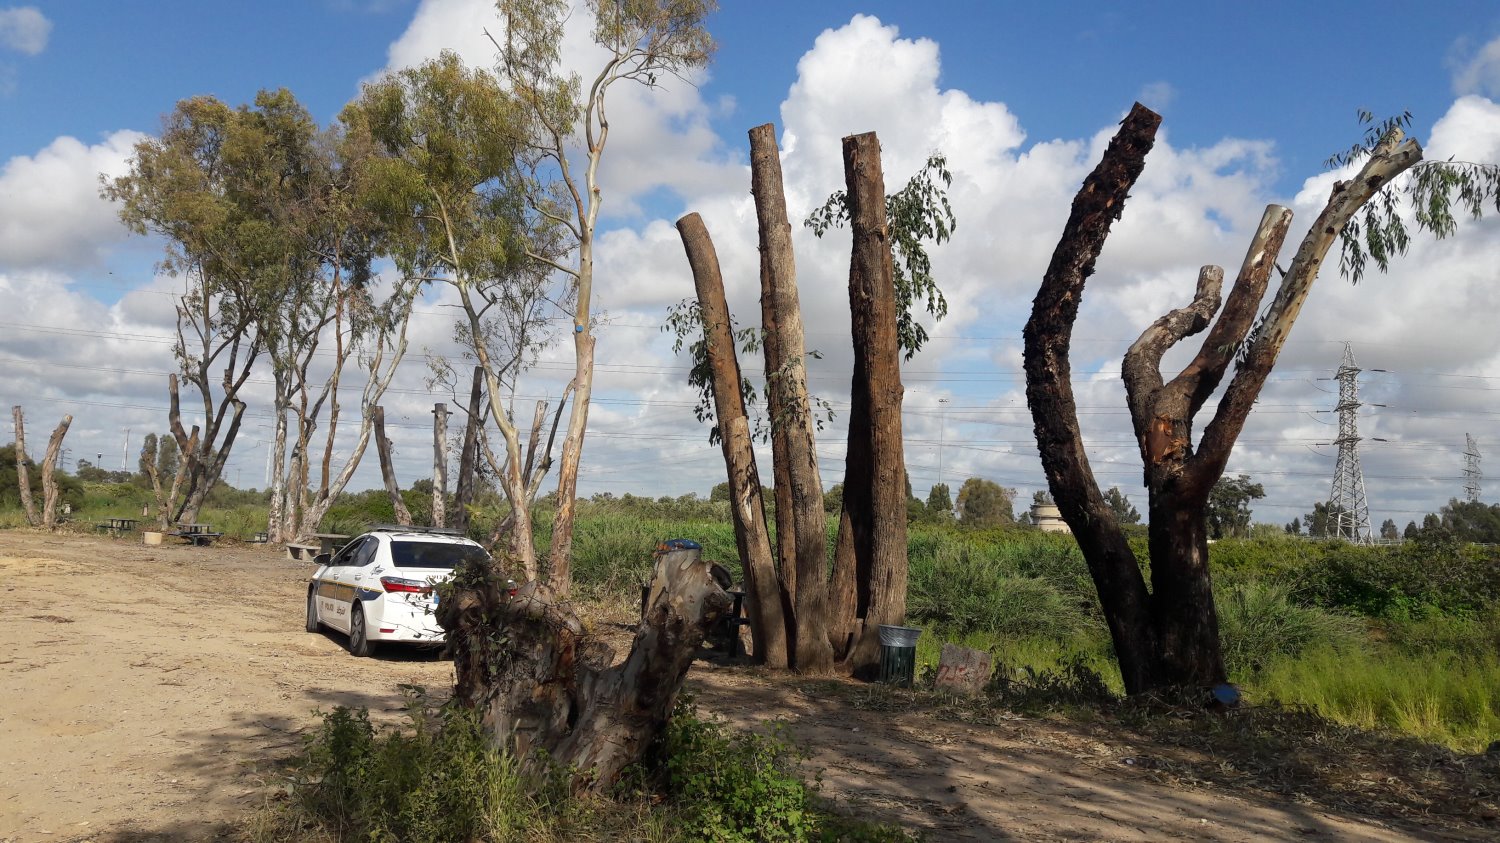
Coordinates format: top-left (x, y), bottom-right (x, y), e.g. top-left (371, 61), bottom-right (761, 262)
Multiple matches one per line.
top-left (686, 670), bottom-right (1486, 842)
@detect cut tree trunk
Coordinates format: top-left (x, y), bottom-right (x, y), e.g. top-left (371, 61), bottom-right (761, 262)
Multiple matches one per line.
top-left (374, 406), bottom-right (412, 526)
top-left (838, 132), bottom-right (911, 678)
top-left (749, 122), bottom-right (834, 674)
top-left (677, 211), bottom-right (790, 669)
top-left (1023, 103), bottom-right (1164, 695)
top-left (12, 406), bottom-right (39, 526)
top-left (432, 402), bottom-right (447, 529)
top-left (453, 367), bottom-right (484, 534)
top-left (440, 542), bottom-right (730, 792)
top-left (40, 415), bottom-right (72, 530)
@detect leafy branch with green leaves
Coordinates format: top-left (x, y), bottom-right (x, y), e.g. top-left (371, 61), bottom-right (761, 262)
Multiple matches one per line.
top-left (1331, 110), bottom-right (1500, 283)
top-left (806, 152), bottom-right (957, 359)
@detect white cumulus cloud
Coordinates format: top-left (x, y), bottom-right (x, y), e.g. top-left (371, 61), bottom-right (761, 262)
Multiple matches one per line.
top-left (0, 6), bottom-right (50, 55)
top-left (1451, 33), bottom-right (1500, 99)
top-left (0, 130), bottom-right (145, 271)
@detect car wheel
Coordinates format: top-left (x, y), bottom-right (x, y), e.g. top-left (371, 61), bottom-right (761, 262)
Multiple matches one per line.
top-left (306, 589), bottom-right (320, 633)
top-left (348, 604), bottom-right (374, 658)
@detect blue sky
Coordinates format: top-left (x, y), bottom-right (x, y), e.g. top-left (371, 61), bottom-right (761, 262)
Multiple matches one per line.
top-left (4, 1), bottom-right (1500, 526)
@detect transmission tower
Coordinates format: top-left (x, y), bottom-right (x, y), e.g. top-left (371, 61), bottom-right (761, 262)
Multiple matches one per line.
top-left (1328, 343), bottom-right (1372, 543)
top-left (1464, 434), bottom-right (1482, 502)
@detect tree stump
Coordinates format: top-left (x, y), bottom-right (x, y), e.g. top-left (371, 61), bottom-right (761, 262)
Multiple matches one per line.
top-left (439, 542), bottom-right (731, 792)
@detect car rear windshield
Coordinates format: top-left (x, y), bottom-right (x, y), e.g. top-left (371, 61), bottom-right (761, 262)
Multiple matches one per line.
top-left (389, 540), bottom-right (489, 570)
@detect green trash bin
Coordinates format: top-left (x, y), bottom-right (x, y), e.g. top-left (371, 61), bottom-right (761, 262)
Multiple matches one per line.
top-left (877, 624), bottom-right (922, 687)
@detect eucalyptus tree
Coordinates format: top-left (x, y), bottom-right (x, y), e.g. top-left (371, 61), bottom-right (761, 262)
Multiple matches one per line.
top-left (251, 91), bottom-right (416, 543)
top-left (492, 0), bottom-right (718, 593)
top-left (1024, 104), bottom-right (1500, 695)
top-left (344, 51), bottom-right (559, 577)
top-left (107, 95), bottom-right (285, 525)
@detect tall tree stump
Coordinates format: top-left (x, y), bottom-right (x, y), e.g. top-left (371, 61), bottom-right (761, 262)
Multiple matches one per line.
top-left (439, 542), bottom-right (731, 791)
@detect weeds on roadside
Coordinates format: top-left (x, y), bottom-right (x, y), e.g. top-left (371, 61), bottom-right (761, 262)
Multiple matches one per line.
top-left (251, 689), bottom-right (916, 843)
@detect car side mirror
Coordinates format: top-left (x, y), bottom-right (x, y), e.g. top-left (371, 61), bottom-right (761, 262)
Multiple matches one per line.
top-left (313, 552), bottom-right (331, 566)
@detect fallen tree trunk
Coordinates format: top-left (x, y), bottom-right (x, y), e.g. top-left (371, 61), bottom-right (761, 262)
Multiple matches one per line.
top-left (440, 541), bottom-right (730, 792)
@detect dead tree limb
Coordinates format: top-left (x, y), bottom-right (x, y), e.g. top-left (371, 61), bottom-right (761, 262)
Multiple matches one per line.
top-left (838, 132), bottom-right (911, 677)
top-left (1023, 103), bottom-right (1163, 694)
top-left (749, 122), bottom-right (834, 673)
top-left (678, 212), bottom-right (790, 669)
top-left (373, 406), bottom-right (413, 526)
top-left (40, 415), bottom-right (73, 530)
top-left (12, 406), bottom-right (39, 526)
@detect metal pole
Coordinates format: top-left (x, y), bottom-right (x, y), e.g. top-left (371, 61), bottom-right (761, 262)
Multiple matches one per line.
top-left (937, 398), bottom-right (949, 491)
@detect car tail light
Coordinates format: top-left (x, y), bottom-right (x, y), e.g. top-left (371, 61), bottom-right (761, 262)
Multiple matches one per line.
top-left (380, 576), bottom-right (431, 594)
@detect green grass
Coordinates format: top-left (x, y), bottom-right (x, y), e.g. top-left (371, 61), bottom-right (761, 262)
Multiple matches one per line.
top-left (1245, 646), bottom-right (1500, 753)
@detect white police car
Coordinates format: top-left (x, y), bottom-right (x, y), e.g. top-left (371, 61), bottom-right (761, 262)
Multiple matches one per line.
top-left (304, 526), bottom-right (490, 656)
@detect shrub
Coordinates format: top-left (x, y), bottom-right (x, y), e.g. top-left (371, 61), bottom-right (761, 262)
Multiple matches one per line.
top-left (907, 541), bottom-right (1099, 641)
top-left (1215, 581), bottom-right (1365, 676)
top-left (660, 707), bottom-right (815, 842)
top-left (289, 695), bottom-right (534, 843)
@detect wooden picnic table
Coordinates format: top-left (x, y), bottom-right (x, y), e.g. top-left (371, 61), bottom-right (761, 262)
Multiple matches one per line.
top-left (95, 517), bottom-right (140, 537)
top-left (169, 524), bottom-right (222, 546)
top-left (310, 532), bottom-right (351, 556)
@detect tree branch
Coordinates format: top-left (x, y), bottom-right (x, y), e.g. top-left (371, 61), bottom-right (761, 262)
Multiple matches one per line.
top-left (1194, 131), bottom-right (1423, 485)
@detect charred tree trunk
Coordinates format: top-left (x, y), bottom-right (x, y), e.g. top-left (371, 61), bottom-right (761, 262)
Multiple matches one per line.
top-left (12, 406), bottom-right (39, 527)
top-left (677, 212), bottom-right (791, 669)
top-left (374, 406), bottom-right (413, 526)
top-left (1023, 103), bottom-right (1163, 695)
top-left (749, 122), bottom-right (834, 674)
top-left (440, 542), bottom-right (730, 792)
top-left (453, 367), bottom-right (484, 534)
top-left (1025, 103), bottom-right (1424, 696)
top-left (838, 132), bottom-right (911, 678)
top-left (40, 415), bottom-right (72, 530)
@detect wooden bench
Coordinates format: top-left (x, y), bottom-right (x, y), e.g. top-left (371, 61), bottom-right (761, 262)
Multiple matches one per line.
top-left (285, 542), bottom-right (320, 561)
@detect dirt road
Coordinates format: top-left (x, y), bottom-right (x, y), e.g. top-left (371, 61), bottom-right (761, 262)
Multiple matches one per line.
top-left (0, 531), bottom-right (1476, 842)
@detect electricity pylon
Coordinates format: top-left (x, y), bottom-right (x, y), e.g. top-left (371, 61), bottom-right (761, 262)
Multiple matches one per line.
top-left (1464, 434), bottom-right (1482, 503)
top-left (1328, 343), bottom-right (1372, 543)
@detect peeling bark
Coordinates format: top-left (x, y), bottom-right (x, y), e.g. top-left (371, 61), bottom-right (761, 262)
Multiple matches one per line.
top-left (678, 212), bottom-right (790, 669)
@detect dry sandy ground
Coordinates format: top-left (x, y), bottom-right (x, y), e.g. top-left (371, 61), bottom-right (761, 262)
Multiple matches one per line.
top-left (0, 530), bottom-right (1477, 842)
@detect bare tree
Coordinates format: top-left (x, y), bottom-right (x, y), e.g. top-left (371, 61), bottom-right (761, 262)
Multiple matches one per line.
top-left (1022, 103), bottom-right (1468, 694)
top-left (493, 0), bottom-right (718, 594)
top-left (39, 415), bottom-right (72, 530)
top-left (834, 132), bottom-right (909, 676)
top-left (748, 123), bottom-right (834, 673)
top-left (12, 406), bottom-right (38, 526)
top-left (676, 212), bottom-right (789, 669)
top-left (373, 406), bottom-right (414, 526)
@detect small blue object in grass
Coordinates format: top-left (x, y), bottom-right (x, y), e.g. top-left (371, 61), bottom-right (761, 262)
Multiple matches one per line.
top-left (1211, 683), bottom-right (1241, 707)
top-left (658, 538), bottom-right (701, 552)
